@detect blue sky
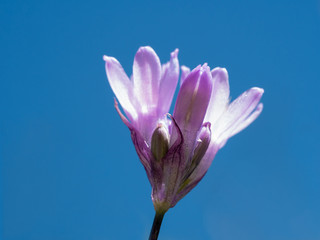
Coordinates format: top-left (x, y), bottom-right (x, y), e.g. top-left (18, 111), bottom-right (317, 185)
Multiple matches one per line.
top-left (1, 0), bottom-right (320, 239)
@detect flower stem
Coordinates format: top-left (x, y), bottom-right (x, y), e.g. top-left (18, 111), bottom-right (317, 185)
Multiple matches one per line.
top-left (148, 211), bottom-right (165, 240)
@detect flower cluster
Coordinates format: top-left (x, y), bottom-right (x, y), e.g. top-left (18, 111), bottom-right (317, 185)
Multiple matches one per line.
top-left (103, 46), bottom-right (263, 213)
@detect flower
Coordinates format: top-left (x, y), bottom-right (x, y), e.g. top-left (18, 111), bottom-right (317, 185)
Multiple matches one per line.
top-left (103, 46), bottom-right (264, 214)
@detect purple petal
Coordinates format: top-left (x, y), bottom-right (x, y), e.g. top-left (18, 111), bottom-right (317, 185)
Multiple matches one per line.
top-left (130, 127), bottom-right (153, 183)
top-left (180, 65), bottom-right (191, 86)
top-left (176, 88), bottom-right (264, 200)
top-left (114, 99), bottom-right (152, 181)
top-left (103, 55), bottom-right (137, 121)
top-left (173, 65), bottom-right (213, 133)
top-left (173, 141), bottom-right (219, 206)
top-left (204, 67), bottom-right (230, 125)
top-left (180, 122), bottom-right (211, 184)
top-left (214, 87), bottom-right (264, 147)
top-left (157, 49), bottom-right (180, 116)
top-left (230, 103), bottom-right (264, 137)
top-left (132, 46), bottom-right (161, 113)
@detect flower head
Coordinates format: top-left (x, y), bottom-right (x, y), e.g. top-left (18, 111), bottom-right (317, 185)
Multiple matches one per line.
top-left (104, 46), bottom-right (263, 213)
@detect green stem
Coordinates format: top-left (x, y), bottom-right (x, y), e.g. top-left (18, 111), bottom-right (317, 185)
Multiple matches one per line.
top-left (148, 211), bottom-right (165, 240)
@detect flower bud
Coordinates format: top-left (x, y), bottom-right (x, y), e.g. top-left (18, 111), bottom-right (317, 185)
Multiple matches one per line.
top-left (191, 123), bottom-right (211, 165)
top-left (151, 124), bottom-right (170, 161)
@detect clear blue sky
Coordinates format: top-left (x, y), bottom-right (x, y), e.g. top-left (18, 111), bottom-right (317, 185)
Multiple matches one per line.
top-left (1, 0), bottom-right (320, 239)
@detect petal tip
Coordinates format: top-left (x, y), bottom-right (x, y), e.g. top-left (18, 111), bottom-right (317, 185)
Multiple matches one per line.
top-left (252, 87), bottom-right (264, 95)
top-left (256, 102), bottom-right (264, 111)
top-left (194, 64), bottom-right (202, 72)
top-left (181, 65), bottom-right (189, 71)
top-left (137, 46), bottom-right (155, 54)
top-left (211, 67), bottom-right (228, 78)
top-left (171, 48), bottom-right (179, 58)
top-left (213, 67), bottom-right (227, 71)
top-left (201, 63), bottom-right (210, 73)
top-left (103, 55), bottom-right (111, 62)
top-left (103, 55), bottom-right (118, 66)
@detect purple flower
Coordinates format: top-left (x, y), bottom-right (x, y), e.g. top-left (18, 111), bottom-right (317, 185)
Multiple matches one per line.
top-left (103, 46), bottom-right (264, 214)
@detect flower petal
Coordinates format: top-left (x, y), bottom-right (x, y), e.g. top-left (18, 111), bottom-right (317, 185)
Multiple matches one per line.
top-left (173, 141), bottom-right (219, 206)
top-left (173, 65), bottom-right (212, 132)
top-left (114, 100), bottom-right (152, 181)
top-left (103, 55), bottom-right (137, 121)
top-left (230, 103), bottom-right (263, 137)
top-left (178, 89), bottom-right (264, 200)
top-left (132, 46), bottom-right (161, 113)
top-left (130, 127), bottom-right (152, 182)
top-left (204, 67), bottom-right (230, 125)
top-left (180, 122), bottom-right (211, 184)
top-left (180, 65), bottom-right (191, 86)
top-left (214, 87), bottom-right (264, 146)
top-left (157, 49), bottom-right (180, 116)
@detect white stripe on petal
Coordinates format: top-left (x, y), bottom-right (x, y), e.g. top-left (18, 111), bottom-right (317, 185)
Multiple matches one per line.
top-left (132, 46), bottom-right (161, 114)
